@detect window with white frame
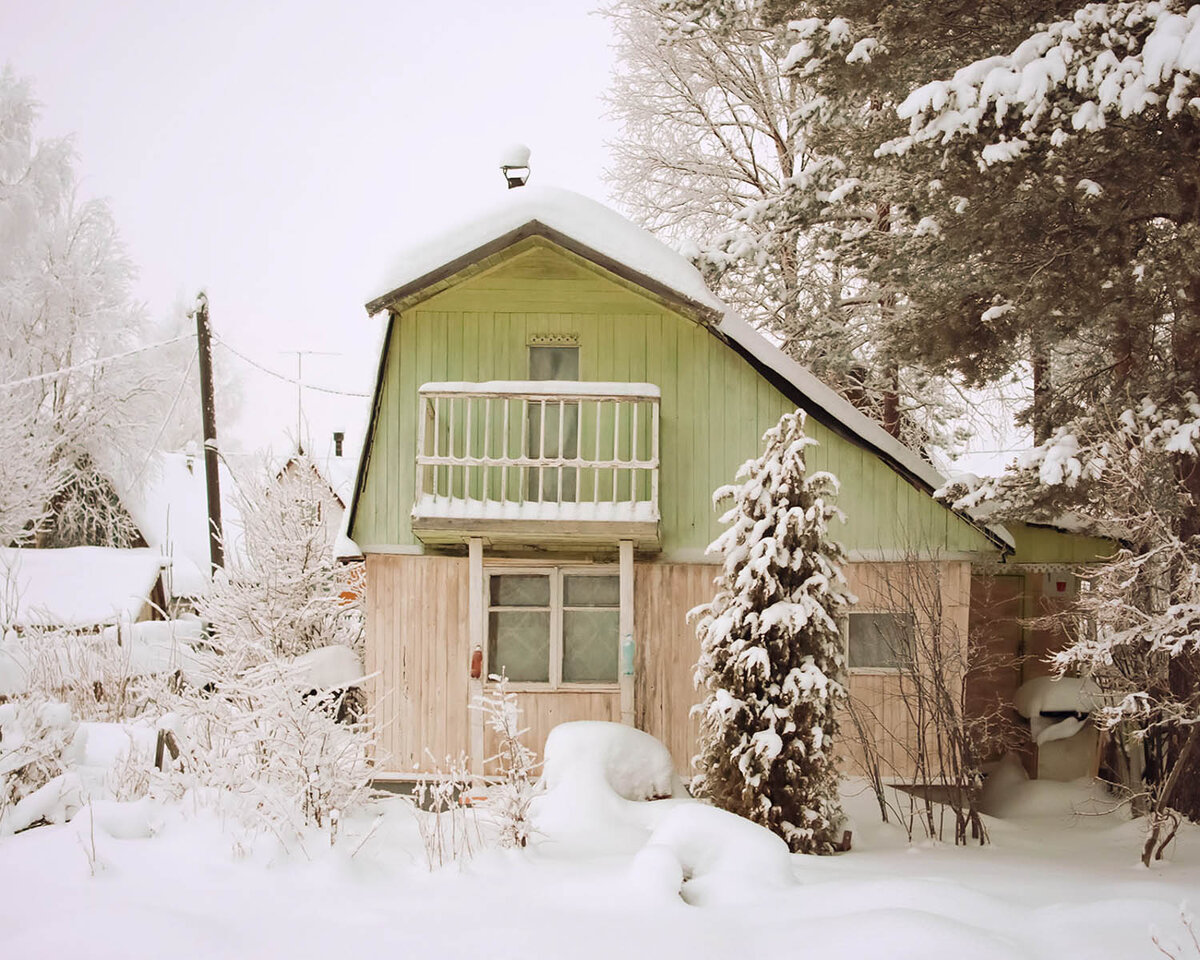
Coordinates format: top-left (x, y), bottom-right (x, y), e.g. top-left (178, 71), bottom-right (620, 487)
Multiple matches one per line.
top-left (486, 567), bottom-right (619, 686)
top-left (846, 612), bottom-right (914, 670)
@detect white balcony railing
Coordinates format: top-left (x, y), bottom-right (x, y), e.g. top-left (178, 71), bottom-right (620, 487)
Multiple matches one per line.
top-left (413, 381), bottom-right (660, 543)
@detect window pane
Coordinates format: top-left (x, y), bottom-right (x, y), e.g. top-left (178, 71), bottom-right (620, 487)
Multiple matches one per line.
top-left (848, 613), bottom-right (913, 669)
top-left (489, 574), bottom-right (550, 607)
top-left (489, 611), bottom-right (550, 682)
top-left (563, 575), bottom-right (620, 607)
top-left (562, 609), bottom-right (618, 683)
top-left (529, 345), bottom-right (579, 381)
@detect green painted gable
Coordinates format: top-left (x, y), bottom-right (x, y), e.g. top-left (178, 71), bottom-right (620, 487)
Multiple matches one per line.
top-left (1005, 522), bottom-right (1116, 565)
top-left (351, 239), bottom-right (998, 558)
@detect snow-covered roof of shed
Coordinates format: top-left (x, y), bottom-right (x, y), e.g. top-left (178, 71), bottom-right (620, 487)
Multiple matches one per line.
top-left (116, 452), bottom-right (244, 600)
top-left (368, 186), bottom-right (727, 317)
top-left (363, 185), bottom-right (1012, 551)
top-left (0, 547), bottom-right (166, 629)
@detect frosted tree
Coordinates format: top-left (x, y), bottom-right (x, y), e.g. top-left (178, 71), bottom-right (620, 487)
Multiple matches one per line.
top-left (198, 456), bottom-right (363, 659)
top-left (692, 409), bottom-right (853, 853)
top-left (944, 395), bottom-right (1200, 858)
top-left (0, 68), bottom-right (179, 547)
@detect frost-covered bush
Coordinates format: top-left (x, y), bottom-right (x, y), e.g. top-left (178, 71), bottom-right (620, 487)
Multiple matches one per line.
top-left (177, 648), bottom-right (372, 839)
top-left (0, 699), bottom-right (79, 832)
top-left (475, 676), bottom-right (539, 849)
top-left (692, 410), bottom-right (853, 854)
top-left (0, 622), bottom-right (206, 723)
top-left (197, 457), bottom-right (363, 660)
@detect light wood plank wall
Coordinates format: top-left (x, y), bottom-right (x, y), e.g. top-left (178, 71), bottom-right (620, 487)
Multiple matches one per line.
top-left (367, 553), bottom-right (973, 781)
top-left (366, 554), bottom-right (471, 772)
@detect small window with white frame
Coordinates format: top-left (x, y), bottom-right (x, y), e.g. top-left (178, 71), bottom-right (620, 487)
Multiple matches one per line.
top-left (845, 611), bottom-right (914, 671)
top-left (486, 567), bottom-right (619, 687)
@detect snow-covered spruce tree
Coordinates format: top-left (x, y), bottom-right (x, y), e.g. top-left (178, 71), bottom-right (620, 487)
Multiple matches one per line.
top-left (692, 410), bottom-right (853, 854)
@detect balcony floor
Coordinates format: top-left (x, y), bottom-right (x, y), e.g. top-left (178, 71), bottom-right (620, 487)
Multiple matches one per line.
top-left (411, 495), bottom-right (660, 550)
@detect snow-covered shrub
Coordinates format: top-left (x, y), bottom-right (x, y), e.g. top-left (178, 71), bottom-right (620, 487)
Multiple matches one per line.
top-left (410, 754), bottom-right (482, 869)
top-left (475, 675), bottom-right (538, 849)
top-left (158, 457), bottom-right (374, 844)
top-left (0, 621), bottom-right (205, 723)
top-left (692, 410), bottom-right (853, 854)
top-left (197, 456), bottom-right (363, 659)
top-left (0, 699), bottom-right (79, 833)
top-left (177, 648), bottom-right (373, 840)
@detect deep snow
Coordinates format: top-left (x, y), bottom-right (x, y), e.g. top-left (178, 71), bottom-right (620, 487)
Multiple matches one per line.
top-left (0, 776), bottom-right (1196, 960)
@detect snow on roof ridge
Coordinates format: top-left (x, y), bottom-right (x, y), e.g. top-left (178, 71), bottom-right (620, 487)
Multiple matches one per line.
top-left (368, 185), bottom-right (726, 315)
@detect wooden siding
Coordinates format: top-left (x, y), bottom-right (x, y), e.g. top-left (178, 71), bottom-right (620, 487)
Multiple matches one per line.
top-left (365, 553), bottom-right (471, 771)
top-left (367, 551), bottom-right (977, 781)
top-left (352, 242), bottom-right (995, 558)
top-left (1006, 521), bottom-right (1115, 565)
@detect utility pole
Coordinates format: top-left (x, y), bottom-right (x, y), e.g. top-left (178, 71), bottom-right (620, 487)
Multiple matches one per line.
top-left (192, 291), bottom-right (224, 571)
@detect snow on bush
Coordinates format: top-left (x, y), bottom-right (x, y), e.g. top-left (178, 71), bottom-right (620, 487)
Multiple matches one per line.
top-left (475, 676), bottom-right (539, 849)
top-left (0, 699), bottom-right (81, 833)
top-left (692, 410), bottom-right (852, 854)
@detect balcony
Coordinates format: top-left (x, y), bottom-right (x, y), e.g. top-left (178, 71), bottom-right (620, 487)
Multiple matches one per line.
top-left (412, 381), bottom-right (661, 549)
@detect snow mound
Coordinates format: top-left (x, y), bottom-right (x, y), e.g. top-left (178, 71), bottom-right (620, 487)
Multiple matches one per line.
top-left (632, 802), bottom-right (794, 905)
top-left (499, 143), bottom-right (531, 167)
top-left (980, 753), bottom-right (1118, 820)
top-left (1013, 675), bottom-right (1101, 719)
top-left (99, 619), bottom-right (213, 685)
top-left (292, 644), bottom-right (364, 690)
top-left (1014, 675), bottom-right (1104, 745)
top-left (531, 722), bottom-right (687, 851)
top-left (541, 721), bottom-right (680, 802)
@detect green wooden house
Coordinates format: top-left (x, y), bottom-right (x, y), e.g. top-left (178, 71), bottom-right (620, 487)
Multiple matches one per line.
top-left (347, 185), bottom-right (1110, 781)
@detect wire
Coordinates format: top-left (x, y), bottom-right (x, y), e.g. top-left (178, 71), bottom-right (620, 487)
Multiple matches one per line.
top-left (213, 335), bottom-right (371, 398)
top-left (126, 347), bottom-right (200, 491)
top-left (0, 334), bottom-right (194, 390)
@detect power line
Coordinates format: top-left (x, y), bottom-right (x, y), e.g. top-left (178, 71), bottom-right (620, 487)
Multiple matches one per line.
top-left (0, 334), bottom-right (194, 391)
top-left (214, 336), bottom-right (370, 398)
top-left (127, 347), bottom-right (200, 491)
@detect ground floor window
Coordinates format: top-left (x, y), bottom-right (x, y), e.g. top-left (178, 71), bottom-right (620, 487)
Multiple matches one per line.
top-left (846, 611), bottom-right (914, 671)
top-left (486, 567), bottom-right (619, 686)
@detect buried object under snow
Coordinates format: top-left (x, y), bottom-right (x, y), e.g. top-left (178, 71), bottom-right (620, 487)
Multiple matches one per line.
top-left (531, 720), bottom-right (796, 902)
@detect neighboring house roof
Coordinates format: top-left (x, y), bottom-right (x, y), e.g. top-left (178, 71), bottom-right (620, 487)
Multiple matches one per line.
top-left (275, 454), bottom-right (364, 561)
top-left (360, 185), bottom-right (1012, 552)
top-left (116, 452), bottom-right (244, 600)
top-left (0, 546), bottom-right (166, 629)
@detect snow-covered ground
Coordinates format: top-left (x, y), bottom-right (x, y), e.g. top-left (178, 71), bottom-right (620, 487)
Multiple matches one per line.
top-left (0, 774), bottom-right (1195, 960)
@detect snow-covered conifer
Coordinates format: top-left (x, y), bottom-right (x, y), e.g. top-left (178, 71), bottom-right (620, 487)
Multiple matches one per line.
top-left (692, 410), bottom-right (853, 854)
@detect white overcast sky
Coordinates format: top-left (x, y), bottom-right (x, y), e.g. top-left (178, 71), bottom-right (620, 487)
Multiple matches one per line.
top-left (2, 0), bottom-right (620, 457)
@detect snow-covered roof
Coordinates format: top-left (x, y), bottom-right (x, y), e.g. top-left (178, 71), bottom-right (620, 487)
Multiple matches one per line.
top-left (116, 452), bottom-right (244, 600)
top-left (368, 186), bottom-right (727, 317)
top-left (363, 184), bottom-right (1013, 551)
top-left (0, 547), bottom-right (166, 629)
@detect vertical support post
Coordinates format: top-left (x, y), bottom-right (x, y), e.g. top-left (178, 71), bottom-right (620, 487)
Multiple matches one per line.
top-left (468, 537), bottom-right (485, 775)
top-left (192, 292), bottom-right (223, 572)
top-left (619, 538), bottom-right (635, 727)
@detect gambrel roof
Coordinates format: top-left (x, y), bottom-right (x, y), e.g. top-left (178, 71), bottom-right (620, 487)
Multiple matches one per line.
top-left (359, 186), bottom-right (1012, 553)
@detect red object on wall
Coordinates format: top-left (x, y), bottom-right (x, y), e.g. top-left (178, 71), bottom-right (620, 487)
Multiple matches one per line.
top-left (470, 648), bottom-right (483, 680)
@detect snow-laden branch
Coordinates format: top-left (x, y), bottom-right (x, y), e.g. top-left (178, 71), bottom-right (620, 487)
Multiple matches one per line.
top-left (882, 2), bottom-right (1200, 162)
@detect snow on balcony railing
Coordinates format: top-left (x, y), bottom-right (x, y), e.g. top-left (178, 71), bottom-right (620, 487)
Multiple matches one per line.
top-left (414, 381), bottom-right (660, 526)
